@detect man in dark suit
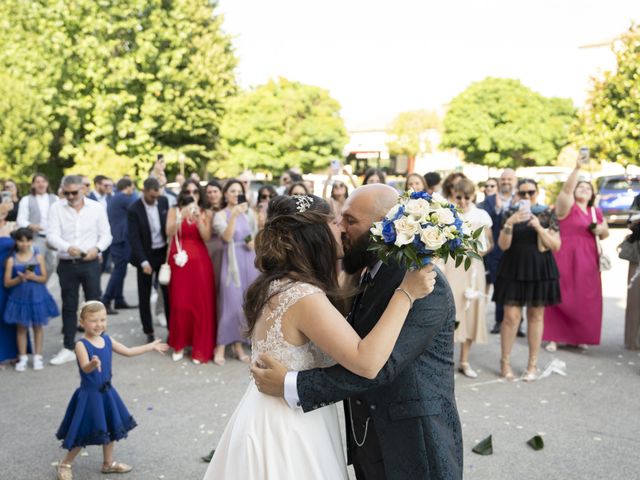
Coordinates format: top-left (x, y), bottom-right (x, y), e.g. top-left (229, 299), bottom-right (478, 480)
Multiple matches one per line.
top-left (127, 177), bottom-right (170, 342)
top-left (101, 178), bottom-right (137, 314)
top-left (252, 184), bottom-right (463, 480)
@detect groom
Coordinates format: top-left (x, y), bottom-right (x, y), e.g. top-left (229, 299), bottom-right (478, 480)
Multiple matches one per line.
top-left (252, 184), bottom-right (463, 480)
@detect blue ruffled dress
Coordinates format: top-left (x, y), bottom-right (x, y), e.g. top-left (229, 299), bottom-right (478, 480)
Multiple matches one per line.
top-left (0, 237), bottom-right (19, 362)
top-left (56, 335), bottom-right (137, 450)
top-left (3, 252), bottom-right (59, 327)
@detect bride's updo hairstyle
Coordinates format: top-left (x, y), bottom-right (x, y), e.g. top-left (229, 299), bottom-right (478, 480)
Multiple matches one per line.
top-left (244, 194), bottom-right (340, 336)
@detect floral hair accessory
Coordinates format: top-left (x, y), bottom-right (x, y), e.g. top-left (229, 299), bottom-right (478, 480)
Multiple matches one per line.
top-left (295, 195), bottom-right (314, 213)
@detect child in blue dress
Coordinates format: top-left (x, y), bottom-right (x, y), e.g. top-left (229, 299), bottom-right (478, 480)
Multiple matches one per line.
top-left (3, 227), bottom-right (59, 371)
top-left (55, 300), bottom-right (168, 480)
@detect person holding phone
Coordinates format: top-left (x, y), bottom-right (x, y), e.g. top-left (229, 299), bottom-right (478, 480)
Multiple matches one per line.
top-left (493, 178), bottom-right (561, 381)
top-left (213, 179), bottom-right (259, 365)
top-left (543, 151), bottom-right (609, 352)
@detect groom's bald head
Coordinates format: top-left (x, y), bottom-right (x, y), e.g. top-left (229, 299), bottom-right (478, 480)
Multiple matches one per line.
top-left (347, 184), bottom-right (398, 223)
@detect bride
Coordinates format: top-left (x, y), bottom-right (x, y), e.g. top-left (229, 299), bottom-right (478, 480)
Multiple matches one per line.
top-left (203, 194), bottom-right (436, 479)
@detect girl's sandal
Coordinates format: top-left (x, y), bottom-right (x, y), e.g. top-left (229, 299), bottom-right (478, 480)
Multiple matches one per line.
top-left (57, 463), bottom-right (73, 480)
top-left (101, 461), bottom-right (133, 474)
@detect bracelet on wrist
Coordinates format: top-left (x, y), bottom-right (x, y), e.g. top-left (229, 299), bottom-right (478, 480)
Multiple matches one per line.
top-left (395, 287), bottom-right (414, 308)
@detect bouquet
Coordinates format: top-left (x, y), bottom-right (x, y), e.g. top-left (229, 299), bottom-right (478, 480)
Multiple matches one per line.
top-left (368, 190), bottom-right (484, 270)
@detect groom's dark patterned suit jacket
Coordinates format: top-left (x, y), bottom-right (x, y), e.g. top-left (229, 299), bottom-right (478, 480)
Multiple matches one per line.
top-left (297, 261), bottom-right (463, 480)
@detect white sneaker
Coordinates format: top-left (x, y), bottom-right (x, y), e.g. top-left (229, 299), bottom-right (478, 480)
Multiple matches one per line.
top-left (15, 355), bottom-right (28, 372)
top-left (50, 348), bottom-right (76, 366)
top-left (33, 354), bottom-right (44, 370)
top-left (155, 312), bottom-right (167, 327)
top-left (545, 342), bottom-right (557, 353)
top-left (172, 350), bottom-right (184, 362)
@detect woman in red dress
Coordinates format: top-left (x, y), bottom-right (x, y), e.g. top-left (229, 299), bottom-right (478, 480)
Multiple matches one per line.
top-left (544, 155), bottom-right (609, 350)
top-left (166, 180), bottom-right (216, 363)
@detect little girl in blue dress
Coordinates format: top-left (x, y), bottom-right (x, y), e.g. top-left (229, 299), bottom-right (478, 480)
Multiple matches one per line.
top-left (55, 300), bottom-right (168, 480)
top-left (3, 227), bottom-right (59, 371)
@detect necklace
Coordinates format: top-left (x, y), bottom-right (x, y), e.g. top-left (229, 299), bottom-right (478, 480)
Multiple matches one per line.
top-left (347, 398), bottom-right (370, 447)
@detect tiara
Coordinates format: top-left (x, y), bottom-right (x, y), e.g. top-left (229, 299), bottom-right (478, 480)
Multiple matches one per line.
top-left (295, 195), bottom-right (314, 213)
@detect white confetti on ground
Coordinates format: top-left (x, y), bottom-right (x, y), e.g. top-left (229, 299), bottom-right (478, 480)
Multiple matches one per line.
top-left (540, 400), bottom-right (549, 404)
top-left (80, 452), bottom-right (88, 457)
top-left (593, 437), bottom-right (602, 441)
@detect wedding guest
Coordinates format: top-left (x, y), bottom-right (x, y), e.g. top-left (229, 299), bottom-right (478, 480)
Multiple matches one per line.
top-left (322, 166), bottom-right (358, 220)
top-left (0, 202), bottom-right (20, 364)
top-left (405, 172), bottom-right (427, 192)
top-left (494, 179), bottom-right (561, 381)
top-left (622, 198), bottom-right (640, 350)
top-left (213, 180), bottom-right (259, 365)
top-left (80, 176), bottom-right (92, 197)
top-left (444, 179), bottom-right (493, 378)
top-left (254, 185), bottom-right (277, 232)
top-left (286, 182), bottom-right (309, 196)
top-left (277, 170), bottom-right (301, 195)
top-left (442, 172), bottom-right (467, 201)
top-left (166, 189), bottom-right (216, 364)
top-left (363, 168), bottom-right (386, 185)
top-left (1, 179), bottom-right (20, 221)
top-left (424, 171), bottom-right (442, 195)
top-left (206, 180), bottom-right (225, 287)
top-left (47, 175), bottom-right (112, 366)
top-left (238, 171), bottom-right (257, 206)
top-left (544, 156), bottom-right (609, 352)
top-left (482, 169), bottom-right (520, 335)
top-left (101, 178), bottom-right (137, 315)
top-left (16, 173), bottom-right (58, 281)
top-left (88, 175), bottom-right (114, 273)
top-left (127, 177), bottom-right (170, 342)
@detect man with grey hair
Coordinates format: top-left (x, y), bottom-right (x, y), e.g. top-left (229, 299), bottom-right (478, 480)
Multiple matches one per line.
top-left (47, 175), bottom-right (112, 365)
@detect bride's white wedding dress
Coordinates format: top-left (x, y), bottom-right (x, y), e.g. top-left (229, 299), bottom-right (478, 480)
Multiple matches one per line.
top-left (203, 280), bottom-right (348, 479)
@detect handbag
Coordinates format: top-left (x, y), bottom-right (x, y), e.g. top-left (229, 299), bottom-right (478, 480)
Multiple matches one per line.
top-left (591, 208), bottom-right (611, 272)
top-left (158, 239), bottom-right (172, 286)
top-left (618, 236), bottom-right (640, 263)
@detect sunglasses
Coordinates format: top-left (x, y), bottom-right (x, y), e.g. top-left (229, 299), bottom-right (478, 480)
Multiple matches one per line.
top-left (260, 194), bottom-right (276, 200)
top-left (185, 189), bottom-right (199, 194)
top-left (455, 195), bottom-right (471, 201)
top-left (518, 190), bottom-right (536, 197)
top-left (63, 190), bottom-right (80, 197)
top-left (485, 184), bottom-right (497, 189)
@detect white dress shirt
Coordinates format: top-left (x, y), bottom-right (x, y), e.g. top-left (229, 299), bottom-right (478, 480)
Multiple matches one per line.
top-left (283, 261), bottom-right (383, 409)
top-left (144, 200), bottom-right (165, 250)
top-left (47, 198), bottom-right (112, 259)
top-left (17, 194), bottom-right (52, 231)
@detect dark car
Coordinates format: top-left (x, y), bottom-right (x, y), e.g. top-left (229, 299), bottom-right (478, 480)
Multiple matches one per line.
top-left (596, 175), bottom-right (640, 224)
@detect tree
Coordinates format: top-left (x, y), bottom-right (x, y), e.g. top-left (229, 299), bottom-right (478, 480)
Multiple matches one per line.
top-left (577, 24), bottom-right (640, 167)
top-left (441, 77), bottom-right (576, 168)
top-left (217, 77), bottom-right (347, 176)
top-left (0, 0), bottom-right (237, 186)
top-left (386, 109), bottom-right (441, 158)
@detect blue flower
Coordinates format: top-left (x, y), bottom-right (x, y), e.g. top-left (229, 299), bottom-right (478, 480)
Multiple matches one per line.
top-left (449, 238), bottom-right (462, 251)
top-left (382, 220), bottom-right (397, 244)
top-left (389, 205), bottom-right (405, 222)
top-left (453, 217), bottom-right (463, 230)
top-left (410, 191), bottom-right (432, 202)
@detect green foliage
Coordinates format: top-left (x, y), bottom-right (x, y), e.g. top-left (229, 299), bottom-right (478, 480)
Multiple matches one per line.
top-left (577, 24), bottom-right (640, 166)
top-left (0, 0), bottom-right (237, 186)
top-left (442, 77), bottom-right (576, 168)
top-left (217, 77), bottom-right (347, 177)
top-left (387, 109), bottom-right (441, 158)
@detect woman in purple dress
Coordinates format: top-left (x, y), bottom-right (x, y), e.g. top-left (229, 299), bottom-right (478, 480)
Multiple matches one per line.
top-left (213, 180), bottom-right (259, 365)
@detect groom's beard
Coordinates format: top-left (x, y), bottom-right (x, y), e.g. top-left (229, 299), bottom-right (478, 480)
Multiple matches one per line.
top-left (342, 232), bottom-right (377, 274)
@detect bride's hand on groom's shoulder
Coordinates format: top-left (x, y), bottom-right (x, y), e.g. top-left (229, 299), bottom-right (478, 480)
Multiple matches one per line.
top-left (400, 264), bottom-right (437, 302)
top-left (251, 354), bottom-right (287, 397)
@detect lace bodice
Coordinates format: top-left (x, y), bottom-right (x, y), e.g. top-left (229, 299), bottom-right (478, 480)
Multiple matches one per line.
top-left (251, 280), bottom-right (336, 371)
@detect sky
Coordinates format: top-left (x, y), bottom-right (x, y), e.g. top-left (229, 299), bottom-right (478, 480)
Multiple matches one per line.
top-left (217, 0), bottom-right (638, 130)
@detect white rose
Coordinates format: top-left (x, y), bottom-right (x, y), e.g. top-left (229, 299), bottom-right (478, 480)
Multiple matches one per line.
top-left (420, 225), bottom-right (448, 250)
top-left (385, 204), bottom-right (402, 221)
top-left (405, 199), bottom-right (430, 219)
top-left (370, 221), bottom-right (383, 237)
top-left (461, 221), bottom-right (472, 236)
top-left (431, 192), bottom-right (447, 204)
top-left (393, 217), bottom-right (420, 247)
top-left (444, 225), bottom-right (458, 239)
top-left (434, 207), bottom-right (455, 225)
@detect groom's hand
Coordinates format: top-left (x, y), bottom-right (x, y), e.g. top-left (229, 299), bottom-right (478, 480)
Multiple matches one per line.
top-left (251, 354), bottom-right (287, 397)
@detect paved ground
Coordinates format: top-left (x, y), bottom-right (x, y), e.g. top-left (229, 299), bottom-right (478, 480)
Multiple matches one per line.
top-left (0, 228), bottom-right (638, 480)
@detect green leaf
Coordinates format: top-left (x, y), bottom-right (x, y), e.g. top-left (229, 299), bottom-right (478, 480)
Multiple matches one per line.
top-left (527, 435), bottom-right (544, 451)
top-left (468, 251), bottom-right (483, 262)
top-left (455, 255), bottom-right (463, 268)
top-left (464, 257), bottom-right (472, 271)
top-left (472, 435), bottom-right (493, 455)
top-left (472, 227), bottom-right (484, 239)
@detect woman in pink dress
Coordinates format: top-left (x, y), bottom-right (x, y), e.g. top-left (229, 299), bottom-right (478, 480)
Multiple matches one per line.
top-left (544, 155), bottom-right (609, 350)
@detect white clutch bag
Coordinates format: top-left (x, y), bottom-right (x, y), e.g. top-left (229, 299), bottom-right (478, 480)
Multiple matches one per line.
top-left (158, 263), bottom-right (171, 285)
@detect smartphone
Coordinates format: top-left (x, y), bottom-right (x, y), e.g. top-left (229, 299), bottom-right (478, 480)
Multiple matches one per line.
top-left (578, 147), bottom-right (590, 164)
top-left (237, 194), bottom-right (247, 204)
top-left (518, 199), bottom-right (531, 214)
top-left (330, 159), bottom-right (341, 174)
top-left (1, 191), bottom-right (11, 203)
top-left (26, 264), bottom-right (36, 272)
